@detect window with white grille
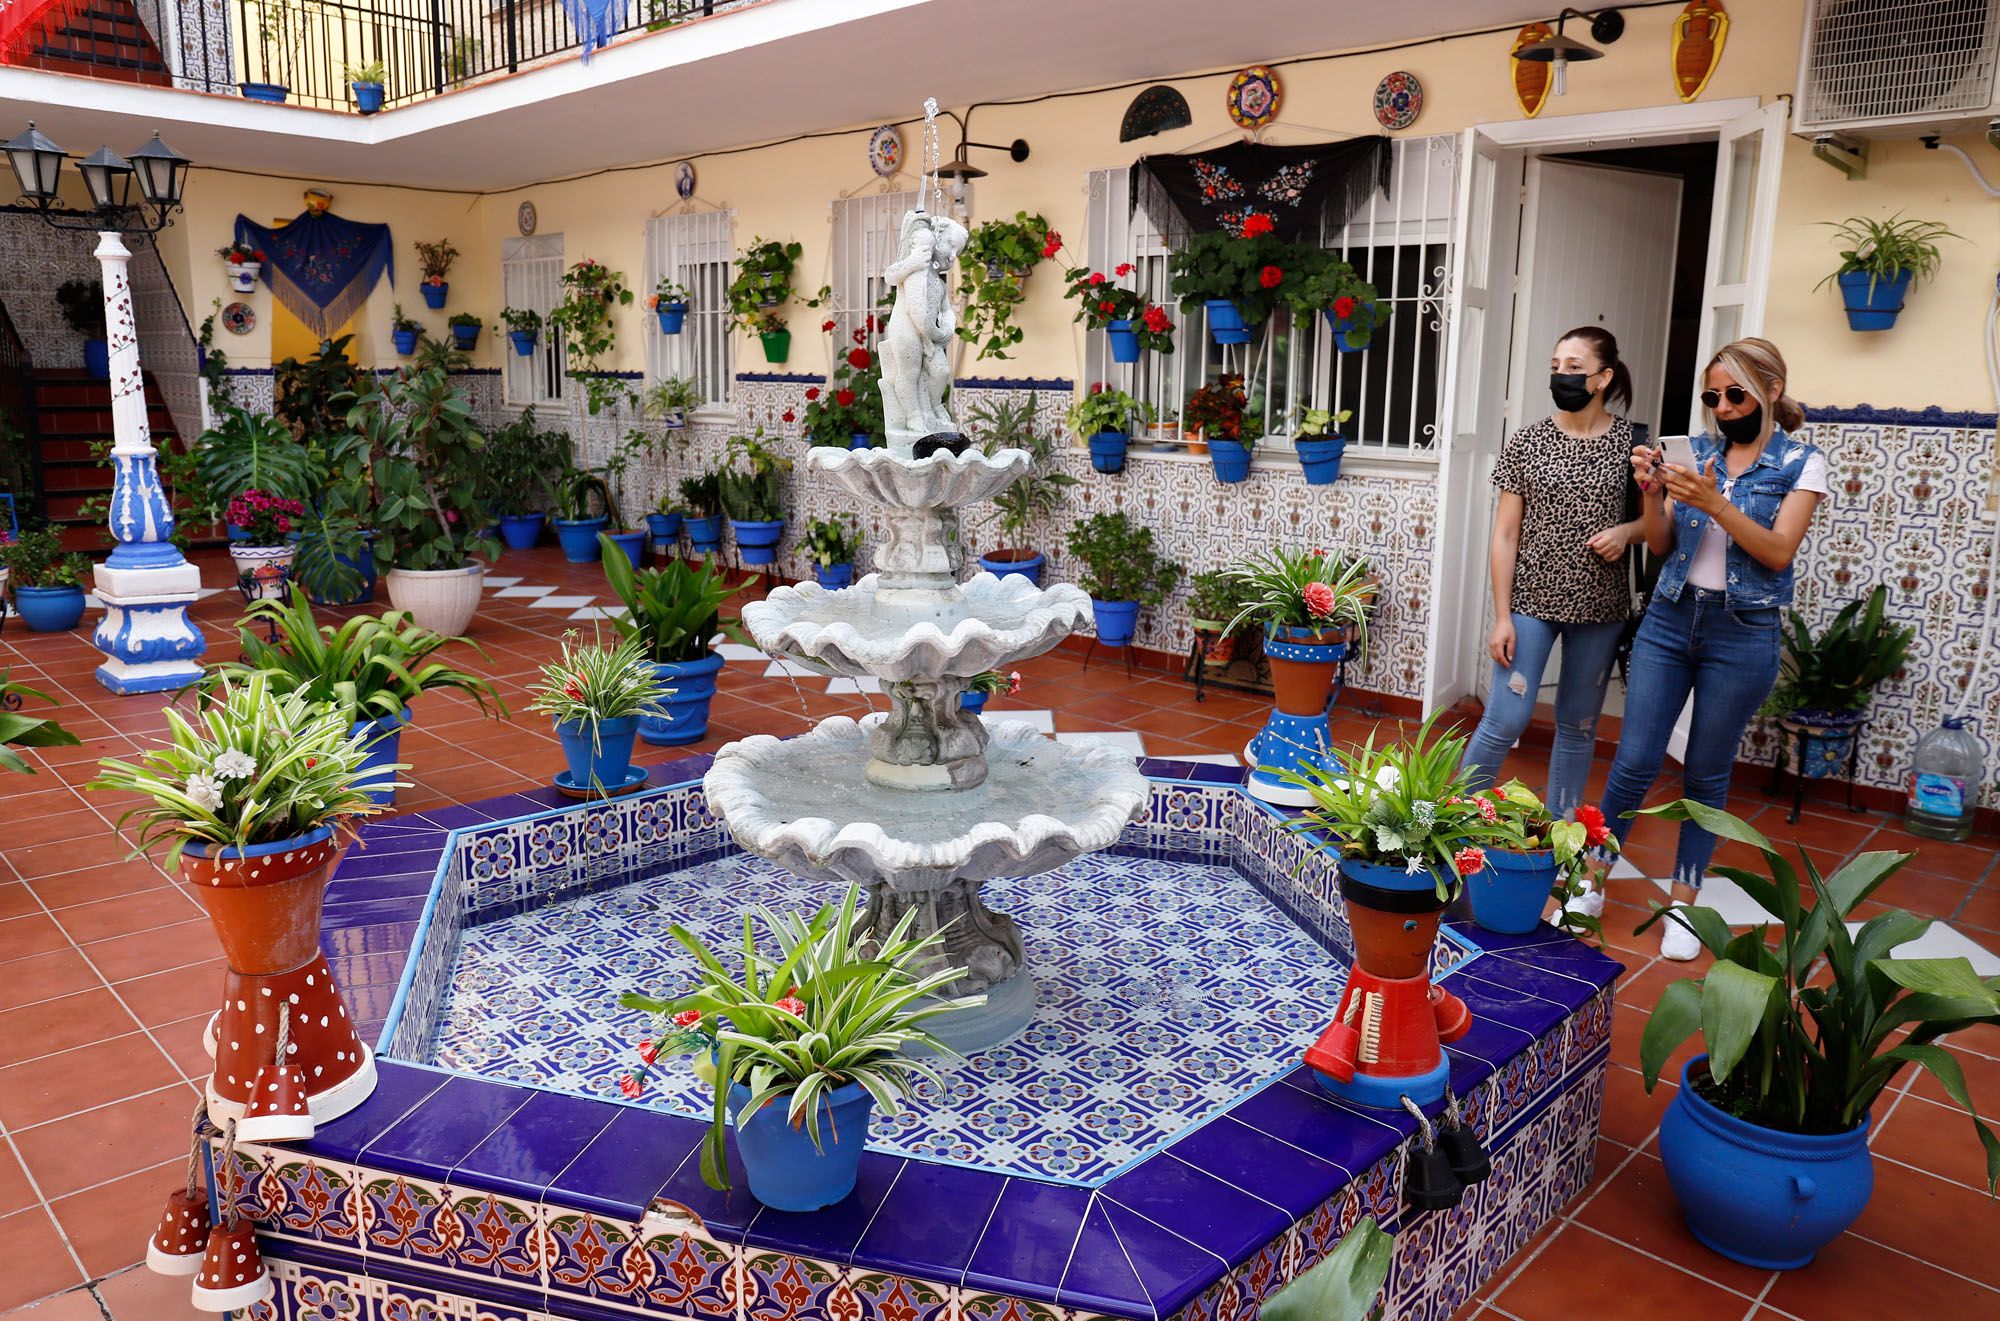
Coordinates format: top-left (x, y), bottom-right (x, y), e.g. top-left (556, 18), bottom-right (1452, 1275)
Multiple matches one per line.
top-left (501, 235), bottom-right (565, 408)
top-left (1083, 135), bottom-right (1457, 455)
top-left (644, 210), bottom-right (735, 409)
top-left (828, 190), bottom-right (919, 351)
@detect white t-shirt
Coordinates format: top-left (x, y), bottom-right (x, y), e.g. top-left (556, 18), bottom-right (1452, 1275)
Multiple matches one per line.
top-left (1686, 450), bottom-right (1828, 590)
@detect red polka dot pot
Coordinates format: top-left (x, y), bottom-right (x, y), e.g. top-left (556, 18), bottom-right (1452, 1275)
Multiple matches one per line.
top-left (237, 1061), bottom-right (315, 1143)
top-left (146, 1186), bottom-right (210, 1276)
top-left (190, 1222), bottom-right (273, 1313)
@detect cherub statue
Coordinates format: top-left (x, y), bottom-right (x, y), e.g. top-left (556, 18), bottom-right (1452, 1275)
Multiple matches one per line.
top-left (877, 209), bottom-right (968, 452)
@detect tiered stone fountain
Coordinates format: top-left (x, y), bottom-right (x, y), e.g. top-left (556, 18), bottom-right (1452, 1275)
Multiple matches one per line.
top-left (703, 152), bottom-right (1148, 1052)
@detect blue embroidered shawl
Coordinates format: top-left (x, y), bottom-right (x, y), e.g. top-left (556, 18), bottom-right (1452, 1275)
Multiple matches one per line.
top-left (234, 211), bottom-right (394, 341)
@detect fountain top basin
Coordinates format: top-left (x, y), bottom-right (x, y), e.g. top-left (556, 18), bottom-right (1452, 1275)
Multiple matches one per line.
top-left (807, 443), bottom-right (1029, 508)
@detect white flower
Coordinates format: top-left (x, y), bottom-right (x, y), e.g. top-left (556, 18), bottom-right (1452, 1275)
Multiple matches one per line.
top-left (1411, 800), bottom-right (1436, 831)
top-left (1405, 856), bottom-right (1426, 875)
top-left (212, 749), bottom-right (257, 780)
top-left (184, 772), bottom-right (225, 813)
top-left (1374, 764), bottom-right (1401, 791)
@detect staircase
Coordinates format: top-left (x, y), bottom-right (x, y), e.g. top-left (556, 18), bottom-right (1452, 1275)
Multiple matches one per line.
top-left (30, 369), bottom-right (210, 553)
top-left (4, 1), bottom-right (172, 88)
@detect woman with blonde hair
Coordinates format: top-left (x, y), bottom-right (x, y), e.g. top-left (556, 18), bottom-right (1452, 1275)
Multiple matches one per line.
top-left (1591, 337), bottom-right (1827, 959)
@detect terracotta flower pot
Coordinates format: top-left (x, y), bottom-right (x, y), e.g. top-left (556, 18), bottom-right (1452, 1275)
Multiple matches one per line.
top-left (1339, 858), bottom-right (1449, 979)
top-left (180, 829), bottom-right (344, 976)
top-left (1265, 625), bottom-right (1345, 717)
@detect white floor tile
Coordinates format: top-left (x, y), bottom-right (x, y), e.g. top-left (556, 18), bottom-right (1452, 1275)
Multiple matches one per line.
top-left (483, 576), bottom-right (524, 588)
top-left (715, 643), bottom-right (764, 661)
top-left (983, 708), bottom-right (1054, 732)
top-left (494, 585), bottom-right (557, 599)
top-left (567, 607), bottom-right (617, 621)
top-left (1845, 921), bottom-right (2000, 977)
top-left (762, 660), bottom-right (824, 678)
top-left (529, 595), bottom-right (594, 610)
top-left (1056, 730), bottom-right (1147, 757)
top-left (1608, 858), bottom-right (1645, 881)
top-left (1645, 871), bottom-right (1770, 927)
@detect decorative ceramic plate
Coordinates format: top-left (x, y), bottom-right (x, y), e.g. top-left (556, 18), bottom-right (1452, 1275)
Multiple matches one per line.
top-left (221, 302), bottom-right (255, 335)
top-left (1373, 70), bottom-right (1424, 130)
top-left (1227, 65), bottom-right (1282, 130)
top-left (868, 125), bottom-right (902, 177)
top-left (674, 161), bottom-right (696, 199)
top-left (516, 200), bottom-right (536, 236)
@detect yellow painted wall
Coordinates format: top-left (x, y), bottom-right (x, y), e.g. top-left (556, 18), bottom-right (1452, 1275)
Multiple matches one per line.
top-left (161, 0), bottom-right (2000, 413)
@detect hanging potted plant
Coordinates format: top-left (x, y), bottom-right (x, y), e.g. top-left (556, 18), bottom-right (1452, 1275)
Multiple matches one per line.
top-left (546, 257), bottom-right (635, 416)
top-left (751, 310), bottom-right (791, 364)
top-left (1167, 212), bottom-right (1308, 346)
top-left (958, 668), bottom-right (1019, 714)
top-left (1067, 386), bottom-right (1141, 475)
top-left (956, 211), bottom-right (1050, 360)
top-left (798, 513), bottom-right (862, 589)
top-left (600, 547), bottom-right (749, 745)
top-left (500, 306), bottom-right (541, 356)
top-left (218, 242), bottom-right (266, 294)
top-left (971, 391), bottom-right (1074, 585)
top-left (1059, 259), bottom-right (1176, 364)
top-left (1066, 510), bottom-right (1182, 648)
top-left (1759, 584), bottom-right (1914, 781)
top-left (0, 525), bottom-right (90, 632)
top-left (649, 276), bottom-right (692, 334)
top-left (389, 303), bottom-right (421, 356)
top-left (1816, 213), bottom-right (1959, 332)
top-left (344, 59), bottom-right (386, 114)
top-left (718, 428), bottom-right (791, 567)
top-left (646, 375), bottom-right (701, 431)
top-left (801, 332), bottom-right (885, 448)
top-left (1635, 800), bottom-right (2000, 1268)
top-left (1185, 374), bottom-right (1252, 483)
top-left (530, 631), bottom-right (670, 797)
top-left (678, 472), bottom-right (725, 557)
top-left (1292, 407), bottom-right (1352, 484)
top-left (1465, 782), bottom-right (1618, 936)
top-left (414, 238), bottom-right (459, 310)
top-left (730, 236), bottom-right (802, 313)
top-left (619, 886), bottom-right (979, 1210)
top-left (55, 279), bottom-right (108, 379)
top-left (1288, 259), bottom-right (1388, 353)
top-left (225, 489), bottom-right (304, 604)
top-left (446, 312), bottom-right (481, 351)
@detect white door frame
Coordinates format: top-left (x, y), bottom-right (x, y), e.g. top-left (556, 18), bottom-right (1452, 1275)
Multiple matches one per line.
top-left (1422, 96), bottom-right (1776, 715)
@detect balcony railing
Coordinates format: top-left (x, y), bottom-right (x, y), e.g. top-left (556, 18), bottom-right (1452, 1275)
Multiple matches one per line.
top-left (0, 0), bottom-right (750, 113)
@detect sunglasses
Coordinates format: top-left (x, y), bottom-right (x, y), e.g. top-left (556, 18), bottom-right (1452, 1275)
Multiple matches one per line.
top-left (1700, 385), bottom-right (1753, 409)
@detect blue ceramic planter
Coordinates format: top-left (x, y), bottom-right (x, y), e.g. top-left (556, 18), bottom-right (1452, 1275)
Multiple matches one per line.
top-left (850, 433), bottom-right (874, 449)
top-left (1295, 436), bottom-right (1347, 485)
top-left (1092, 598), bottom-right (1139, 647)
top-left (499, 513), bottom-right (545, 550)
top-left (554, 715), bottom-right (641, 791)
top-left (642, 652), bottom-right (724, 745)
top-left (450, 324), bottom-right (480, 350)
top-left (685, 515), bottom-right (723, 554)
top-left (1339, 856), bottom-right (1447, 895)
top-left (351, 81), bottom-right (384, 113)
top-left (1088, 431), bottom-right (1128, 474)
top-left (813, 562), bottom-right (855, 590)
top-left (553, 517), bottom-right (608, 563)
top-left (1208, 439), bottom-right (1251, 484)
top-left (508, 330), bottom-right (538, 357)
top-left (978, 551), bottom-right (1044, 586)
top-left (420, 282), bottom-right (448, 310)
top-left (239, 81), bottom-right (288, 103)
top-left (1323, 302), bottom-right (1377, 352)
top-left (392, 329), bottom-right (418, 355)
top-left (731, 519), bottom-right (785, 566)
top-left (1837, 270), bottom-right (1911, 332)
top-left (82, 339), bottom-right (109, 380)
top-left (350, 706), bottom-right (411, 806)
top-left (960, 689), bottom-right (990, 714)
top-left (605, 530), bottom-right (645, 569)
top-left (1660, 1055), bottom-right (1874, 1269)
top-left (1793, 711), bottom-right (1863, 779)
top-left (728, 1080), bottom-right (875, 1212)
top-left (1106, 320), bottom-right (1140, 362)
top-left (304, 534), bottom-right (377, 605)
top-left (12, 585), bottom-right (86, 632)
top-left (1466, 848), bottom-right (1559, 934)
top-left (656, 304), bottom-right (688, 334)
top-left (645, 511), bottom-right (683, 547)
top-left (1205, 299), bottom-right (1252, 345)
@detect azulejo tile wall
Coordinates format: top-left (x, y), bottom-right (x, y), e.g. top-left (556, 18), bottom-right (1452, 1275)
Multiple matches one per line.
top-left (130, 247), bottom-right (205, 443)
top-left (0, 214), bottom-right (110, 367)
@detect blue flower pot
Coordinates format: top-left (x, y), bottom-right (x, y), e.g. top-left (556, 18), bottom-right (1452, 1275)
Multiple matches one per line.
top-left (1088, 431), bottom-right (1128, 474)
top-left (1295, 436), bottom-right (1347, 485)
top-left (645, 511), bottom-right (683, 548)
top-left (850, 433), bottom-right (873, 449)
top-left (82, 339), bottom-right (109, 380)
top-left (1659, 1055), bottom-right (1874, 1270)
top-left (605, 530), bottom-right (645, 569)
top-left (1466, 848), bottom-right (1559, 935)
top-left (499, 512), bottom-right (545, 550)
top-left (814, 562), bottom-right (854, 590)
top-left (731, 519), bottom-right (785, 567)
top-left (392, 329), bottom-right (418, 355)
top-left (553, 517), bottom-right (608, 563)
top-left (450, 323), bottom-right (479, 350)
top-left (1791, 712), bottom-right (1863, 779)
top-left (685, 515), bottom-right (723, 554)
top-left (1323, 302), bottom-right (1377, 352)
top-left (305, 534), bottom-right (376, 605)
top-left (1106, 319), bottom-right (1140, 363)
top-left (12, 585), bottom-right (86, 632)
top-left (978, 550), bottom-right (1044, 586)
top-left (1208, 439), bottom-right (1252, 484)
top-left (508, 330), bottom-right (538, 357)
top-left (420, 282), bottom-right (448, 310)
top-left (643, 652), bottom-right (724, 745)
top-left (1205, 299), bottom-right (1252, 345)
top-left (656, 304), bottom-right (688, 334)
top-left (238, 81), bottom-right (288, 103)
top-left (225, 522), bottom-right (251, 543)
top-left (729, 1080), bottom-right (875, 1213)
top-left (960, 689), bottom-right (990, 714)
top-left (554, 715), bottom-right (640, 791)
top-left (351, 81), bottom-right (384, 114)
top-left (1837, 269), bottom-right (1912, 333)
top-left (1092, 598), bottom-right (1139, 647)
top-left (350, 706), bottom-right (411, 806)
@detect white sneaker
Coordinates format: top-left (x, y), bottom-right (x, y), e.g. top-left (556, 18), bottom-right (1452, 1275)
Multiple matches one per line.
top-left (1659, 905), bottom-right (1702, 961)
top-left (1549, 877), bottom-right (1607, 927)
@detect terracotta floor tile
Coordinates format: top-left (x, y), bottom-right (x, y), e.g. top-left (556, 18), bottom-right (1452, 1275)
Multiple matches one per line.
top-left (29, 863), bottom-right (171, 914)
top-left (49, 886), bottom-right (201, 946)
top-left (111, 960), bottom-right (227, 1030)
top-left (1573, 1147), bottom-right (1775, 1296)
top-left (1895, 837), bottom-right (1998, 884)
top-left (0, 1208), bottom-right (87, 1312)
top-left (0, 1145), bottom-right (35, 1217)
top-left (147, 1014), bottom-right (214, 1082)
top-left (78, 919), bottom-right (223, 985)
top-left (1956, 885), bottom-right (2000, 934)
top-left (0, 913), bottom-right (67, 965)
top-left (1598, 1065), bottom-right (1675, 1149)
top-left (0, 811), bottom-right (111, 851)
top-left (0, 948), bottom-right (101, 1014)
top-left (46, 1158), bottom-right (185, 1279)
top-left (1858, 871), bottom-right (1976, 921)
top-left (1490, 1223), bottom-right (1754, 1320)
top-left (0, 883), bottom-right (40, 921)
top-left (8, 1285), bottom-right (108, 1320)
top-left (0, 789), bottom-right (90, 822)
top-left (0, 988), bottom-right (142, 1069)
top-left (1, 832), bottom-right (139, 883)
top-left (1848, 1153), bottom-right (2000, 1286)
top-left (0, 1031), bottom-right (183, 1130)
top-left (94, 1261), bottom-right (212, 1320)
top-left (1765, 1229), bottom-right (1999, 1319)
top-left (10, 1083), bottom-right (199, 1200)
top-left (1872, 1094), bottom-right (2000, 1192)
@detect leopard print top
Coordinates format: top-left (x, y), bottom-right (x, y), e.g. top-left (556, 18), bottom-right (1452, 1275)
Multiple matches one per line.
top-left (1490, 415), bottom-right (1634, 623)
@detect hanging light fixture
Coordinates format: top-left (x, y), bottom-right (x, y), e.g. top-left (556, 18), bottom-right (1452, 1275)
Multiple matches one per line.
top-left (4, 122), bottom-right (191, 233)
top-left (129, 132), bottom-right (192, 212)
top-left (4, 122), bottom-right (66, 206)
top-left (77, 146), bottom-right (135, 214)
top-left (934, 136), bottom-right (1030, 181)
top-left (1516, 7), bottom-right (1625, 97)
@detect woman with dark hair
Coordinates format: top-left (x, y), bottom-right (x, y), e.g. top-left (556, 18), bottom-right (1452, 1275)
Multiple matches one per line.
top-left (1600, 336), bottom-right (1826, 959)
top-left (1460, 326), bottom-right (1644, 847)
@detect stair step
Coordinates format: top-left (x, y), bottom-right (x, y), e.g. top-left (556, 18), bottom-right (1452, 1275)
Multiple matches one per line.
top-left (23, 48), bottom-right (169, 77)
top-left (38, 466), bottom-right (115, 492)
top-left (56, 524), bottom-right (111, 554)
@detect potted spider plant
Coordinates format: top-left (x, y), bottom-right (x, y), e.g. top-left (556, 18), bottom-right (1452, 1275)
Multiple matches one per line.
top-left (646, 375), bottom-right (701, 431)
top-left (1465, 783), bottom-right (1617, 936)
top-left (529, 631), bottom-right (669, 797)
top-left (1759, 585), bottom-right (1914, 780)
top-left (1294, 407), bottom-right (1352, 485)
top-left (0, 525), bottom-right (91, 632)
top-left (649, 277), bottom-right (692, 334)
top-left (1067, 387), bottom-right (1141, 475)
top-left (618, 886), bottom-right (980, 1210)
top-left (1, 671), bottom-right (81, 774)
top-left (1185, 375), bottom-right (1252, 483)
top-left (1224, 548), bottom-right (1372, 797)
top-left (971, 392), bottom-right (1074, 586)
top-left (1635, 800), bottom-right (2000, 1269)
top-left (958, 668), bottom-right (1019, 714)
top-left (1816, 213), bottom-right (1960, 332)
top-left (798, 514), bottom-right (862, 589)
top-left (415, 238), bottom-right (458, 310)
top-left (718, 429), bottom-right (790, 567)
top-left (345, 59), bottom-right (386, 114)
top-left (1066, 511), bottom-right (1181, 648)
top-left (600, 544), bottom-right (748, 745)
top-left (678, 472), bottom-right (725, 557)
top-left (500, 307), bottom-right (541, 356)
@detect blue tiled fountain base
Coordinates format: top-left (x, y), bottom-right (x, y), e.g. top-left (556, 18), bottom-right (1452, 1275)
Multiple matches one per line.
top-left (233, 759), bottom-right (1621, 1321)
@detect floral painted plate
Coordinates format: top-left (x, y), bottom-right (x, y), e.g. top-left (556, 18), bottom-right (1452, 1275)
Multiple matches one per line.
top-left (221, 301), bottom-right (255, 335)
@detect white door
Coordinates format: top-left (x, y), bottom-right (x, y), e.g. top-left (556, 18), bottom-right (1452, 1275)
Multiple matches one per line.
top-left (1425, 131), bottom-right (1525, 713)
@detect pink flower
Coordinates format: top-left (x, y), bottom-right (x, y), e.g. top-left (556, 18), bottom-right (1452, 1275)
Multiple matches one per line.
top-left (1301, 581), bottom-right (1336, 619)
top-left (671, 1009), bottom-right (702, 1028)
top-left (637, 1040), bottom-right (659, 1064)
top-left (774, 996), bottom-right (806, 1018)
top-left (445, 509), bottom-right (459, 524)
top-left (1453, 847), bottom-right (1488, 877)
top-left (619, 1074), bottom-right (642, 1098)
top-left (1476, 797), bottom-right (1498, 824)
top-left (1006, 671), bottom-right (1021, 695)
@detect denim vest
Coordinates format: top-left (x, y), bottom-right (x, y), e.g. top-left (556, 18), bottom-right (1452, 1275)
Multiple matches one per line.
top-left (1651, 429), bottom-right (1817, 609)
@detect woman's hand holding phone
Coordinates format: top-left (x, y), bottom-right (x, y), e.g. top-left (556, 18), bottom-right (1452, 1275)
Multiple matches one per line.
top-left (1631, 443), bottom-right (1663, 493)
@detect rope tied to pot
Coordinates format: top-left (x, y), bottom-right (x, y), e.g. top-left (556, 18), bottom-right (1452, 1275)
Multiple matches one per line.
top-left (184, 1094), bottom-right (208, 1202)
top-left (217, 1118), bottom-right (242, 1230)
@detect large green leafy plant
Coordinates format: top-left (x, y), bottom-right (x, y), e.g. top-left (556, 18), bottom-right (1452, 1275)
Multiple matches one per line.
top-left (717, 429), bottom-right (791, 523)
top-left (547, 258), bottom-right (634, 414)
top-left (484, 408), bottom-right (573, 516)
top-left (192, 408), bottom-right (318, 512)
top-left (346, 368), bottom-right (499, 570)
top-left (0, 672), bottom-right (81, 774)
top-left (1262, 1217), bottom-right (1394, 1321)
top-left (0, 525), bottom-right (90, 588)
top-left (1635, 801), bottom-right (1999, 1190)
top-left (599, 542), bottom-right (749, 664)
top-left (958, 211), bottom-right (1050, 360)
top-left (1065, 511), bottom-right (1182, 606)
top-left (1761, 584), bottom-right (1914, 719)
top-left (618, 885), bottom-right (980, 1192)
top-left (970, 391), bottom-right (1075, 552)
top-left (273, 336), bottom-right (363, 441)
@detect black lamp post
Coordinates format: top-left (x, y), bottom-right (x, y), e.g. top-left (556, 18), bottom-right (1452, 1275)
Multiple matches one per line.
top-left (4, 122), bottom-right (190, 234)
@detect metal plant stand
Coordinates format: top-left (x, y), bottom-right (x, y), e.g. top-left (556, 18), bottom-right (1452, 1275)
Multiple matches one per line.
top-left (1764, 714), bottom-right (1868, 825)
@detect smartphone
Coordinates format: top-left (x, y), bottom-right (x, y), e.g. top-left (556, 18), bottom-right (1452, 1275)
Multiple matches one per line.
top-left (1655, 434), bottom-right (1699, 473)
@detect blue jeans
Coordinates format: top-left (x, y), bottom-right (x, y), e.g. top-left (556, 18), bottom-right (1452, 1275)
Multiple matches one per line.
top-left (1460, 613), bottom-right (1625, 818)
top-left (1599, 589), bottom-right (1782, 889)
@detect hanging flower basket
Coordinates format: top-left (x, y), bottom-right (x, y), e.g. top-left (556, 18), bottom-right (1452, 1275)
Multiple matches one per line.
top-left (760, 330), bottom-right (791, 364)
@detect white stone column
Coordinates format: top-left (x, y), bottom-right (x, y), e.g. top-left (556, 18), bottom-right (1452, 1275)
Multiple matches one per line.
top-left (90, 230), bottom-right (206, 694)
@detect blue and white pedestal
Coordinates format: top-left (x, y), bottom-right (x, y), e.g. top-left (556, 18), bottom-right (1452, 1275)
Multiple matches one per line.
top-left (1243, 706), bottom-right (1342, 805)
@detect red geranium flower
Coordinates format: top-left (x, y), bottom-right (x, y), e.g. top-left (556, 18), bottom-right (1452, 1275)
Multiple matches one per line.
top-left (1576, 804), bottom-right (1611, 847)
top-left (671, 1009), bottom-right (702, 1028)
top-left (1259, 265), bottom-right (1284, 289)
top-left (1453, 847), bottom-right (1488, 877)
top-left (619, 1074), bottom-right (642, 1098)
top-left (1240, 213), bottom-right (1275, 239)
top-left (1142, 305), bottom-right (1171, 334)
top-left (835, 388), bottom-right (856, 407)
top-left (866, 314), bottom-right (878, 332)
top-left (848, 348), bottom-right (871, 370)
top-left (1098, 300), bottom-right (1116, 315)
top-left (1115, 262), bottom-right (1134, 277)
top-left (805, 386), bottom-right (821, 401)
top-left (1088, 272), bottom-right (1106, 286)
top-left (853, 328), bottom-right (867, 344)
top-left (1041, 231), bottom-right (1062, 258)
top-left (1333, 295), bottom-right (1357, 320)
top-left (821, 319), bottom-right (836, 333)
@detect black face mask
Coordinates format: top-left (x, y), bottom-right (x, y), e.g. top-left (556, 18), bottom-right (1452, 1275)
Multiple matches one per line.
top-left (1716, 404), bottom-right (1764, 446)
top-left (1549, 373), bottom-right (1595, 413)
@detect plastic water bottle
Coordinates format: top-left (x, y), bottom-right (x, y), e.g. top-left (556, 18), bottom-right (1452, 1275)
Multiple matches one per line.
top-left (1905, 718), bottom-right (1983, 841)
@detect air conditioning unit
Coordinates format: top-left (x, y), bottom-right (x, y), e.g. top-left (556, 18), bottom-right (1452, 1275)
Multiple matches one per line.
top-left (1796, 0), bottom-right (2000, 136)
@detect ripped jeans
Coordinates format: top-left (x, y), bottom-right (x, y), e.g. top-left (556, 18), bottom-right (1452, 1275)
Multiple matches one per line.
top-left (1459, 613), bottom-right (1625, 818)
